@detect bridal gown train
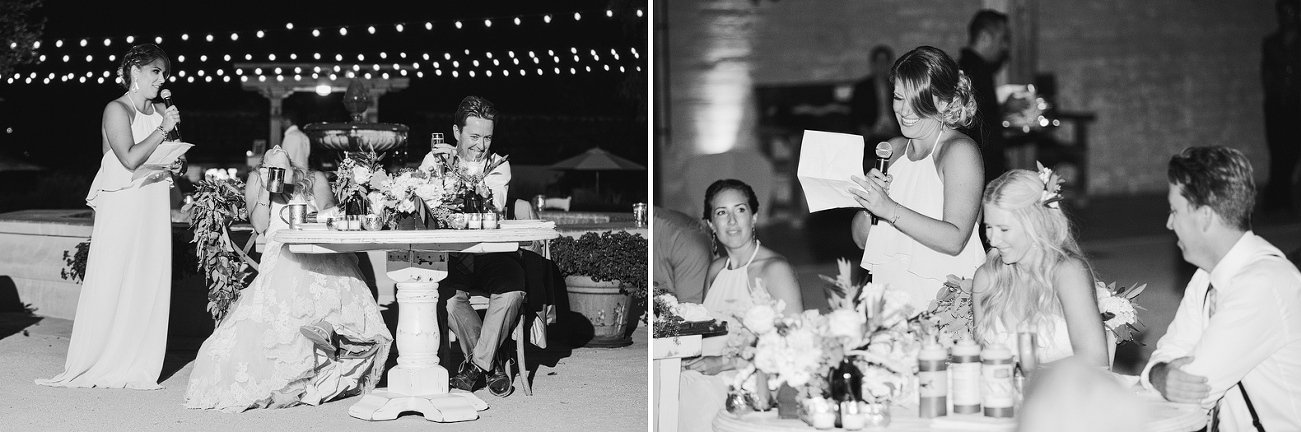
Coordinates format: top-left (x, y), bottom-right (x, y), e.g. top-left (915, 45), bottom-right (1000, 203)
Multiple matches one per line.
top-left (184, 196), bottom-right (392, 412)
top-left (36, 102), bottom-right (172, 390)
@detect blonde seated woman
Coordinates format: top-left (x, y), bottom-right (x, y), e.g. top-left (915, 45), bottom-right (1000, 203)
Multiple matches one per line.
top-left (184, 141), bottom-right (392, 412)
top-left (679, 179), bottom-right (803, 432)
top-left (972, 169), bottom-right (1109, 368)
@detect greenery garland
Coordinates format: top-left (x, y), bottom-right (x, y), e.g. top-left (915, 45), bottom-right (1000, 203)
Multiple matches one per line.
top-left (187, 178), bottom-right (254, 324)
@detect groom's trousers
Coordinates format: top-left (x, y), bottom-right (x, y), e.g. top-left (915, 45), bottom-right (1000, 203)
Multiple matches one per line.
top-left (441, 252), bottom-right (526, 371)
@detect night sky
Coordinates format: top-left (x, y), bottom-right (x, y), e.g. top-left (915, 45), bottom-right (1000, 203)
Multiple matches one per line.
top-left (0, 0), bottom-right (648, 184)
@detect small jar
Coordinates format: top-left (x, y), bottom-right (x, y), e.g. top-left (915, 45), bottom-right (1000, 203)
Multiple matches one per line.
top-left (450, 213), bottom-right (468, 230)
top-left (346, 215), bottom-right (361, 231)
top-left (324, 216), bottom-right (337, 231)
top-left (363, 214), bottom-right (382, 231)
top-left (481, 212), bottom-right (499, 229)
top-left (466, 213), bottom-right (483, 229)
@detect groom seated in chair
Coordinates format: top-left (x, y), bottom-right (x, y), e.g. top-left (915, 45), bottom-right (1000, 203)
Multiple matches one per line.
top-left (421, 95), bottom-right (523, 397)
top-left (1140, 146), bottom-right (1301, 431)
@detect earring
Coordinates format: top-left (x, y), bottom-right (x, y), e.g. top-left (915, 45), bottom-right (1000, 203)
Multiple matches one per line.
top-left (132, 81), bottom-right (139, 92)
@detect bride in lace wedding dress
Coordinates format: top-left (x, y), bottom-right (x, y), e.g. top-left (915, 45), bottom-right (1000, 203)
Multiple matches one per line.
top-left (184, 142), bottom-right (392, 412)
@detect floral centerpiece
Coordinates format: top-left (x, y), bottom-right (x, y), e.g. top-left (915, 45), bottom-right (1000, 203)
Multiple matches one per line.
top-left (332, 150), bottom-right (387, 214)
top-left (1096, 281), bottom-right (1146, 345)
top-left (330, 149), bottom-right (510, 229)
top-left (723, 259), bottom-right (924, 423)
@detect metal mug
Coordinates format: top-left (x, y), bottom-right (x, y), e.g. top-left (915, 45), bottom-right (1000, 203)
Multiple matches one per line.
top-left (533, 194), bottom-right (547, 212)
top-left (265, 167), bottom-right (287, 193)
top-left (279, 202), bottom-right (308, 229)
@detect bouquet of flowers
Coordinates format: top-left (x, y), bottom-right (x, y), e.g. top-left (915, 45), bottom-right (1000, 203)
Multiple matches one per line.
top-left (428, 152), bottom-right (510, 214)
top-left (1096, 281), bottom-right (1146, 345)
top-left (332, 150), bottom-right (388, 213)
top-left (824, 260), bottom-right (923, 406)
top-left (373, 167), bottom-right (457, 228)
top-left (724, 280), bottom-right (844, 399)
top-left (918, 275), bottom-right (975, 348)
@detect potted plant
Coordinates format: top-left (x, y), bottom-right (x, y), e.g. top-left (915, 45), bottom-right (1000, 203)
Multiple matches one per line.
top-left (549, 230), bottom-right (648, 347)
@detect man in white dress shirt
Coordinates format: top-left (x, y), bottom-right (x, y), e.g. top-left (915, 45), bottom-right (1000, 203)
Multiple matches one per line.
top-left (1140, 146), bottom-right (1301, 431)
top-left (420, 96), bottom-right (521, 398)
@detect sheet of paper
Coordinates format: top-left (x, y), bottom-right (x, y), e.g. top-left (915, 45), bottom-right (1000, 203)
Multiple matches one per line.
top-left (797, 130), bottom-right (866, 212)
top-left (131, 142), bottom-right (194, 181)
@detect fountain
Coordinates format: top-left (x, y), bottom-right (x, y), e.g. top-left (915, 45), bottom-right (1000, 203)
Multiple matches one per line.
top-left (303, 79), bottom-right (410, 163)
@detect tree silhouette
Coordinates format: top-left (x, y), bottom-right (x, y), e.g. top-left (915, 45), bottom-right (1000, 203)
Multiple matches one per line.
top-left (0, 0), bottom-right (45, 80)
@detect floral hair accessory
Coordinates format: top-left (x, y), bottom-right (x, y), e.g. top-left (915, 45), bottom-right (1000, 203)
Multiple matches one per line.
top-left (1036, 161), bottom-right (1064, 209)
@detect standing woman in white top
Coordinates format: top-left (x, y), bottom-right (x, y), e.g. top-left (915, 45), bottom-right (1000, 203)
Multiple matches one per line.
top-left (37, 44), bottom-right (182, 389)
top-left (850, 46), bottom-right (987, 310)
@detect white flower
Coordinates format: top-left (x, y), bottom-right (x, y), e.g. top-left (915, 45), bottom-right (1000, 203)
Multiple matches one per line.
top-left (827, 308), bottom-right (865, 346)
top-left (352, 166), bottom-right (373, 185)
top-left (1099, 296), bottom-right (1136, 328)
top-left (414, 183), bottom-right (444, 203)
top-left (397, 199), bottom-right (416, 213)
top-left (743, 305), bottom-right (778, 334)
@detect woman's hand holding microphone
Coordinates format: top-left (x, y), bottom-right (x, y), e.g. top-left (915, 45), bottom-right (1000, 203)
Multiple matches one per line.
top-left (850, 168), bottom-right (898, 224)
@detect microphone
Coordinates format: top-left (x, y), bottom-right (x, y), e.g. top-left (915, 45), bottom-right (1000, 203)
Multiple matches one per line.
top-left (871, 141), bottom-right (893, 225)
top-left (159, 89), bottom-right (181, 142)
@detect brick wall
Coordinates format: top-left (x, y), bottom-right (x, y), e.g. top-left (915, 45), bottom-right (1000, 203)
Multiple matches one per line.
top-left (661, 0), bottom-right (1274, 207)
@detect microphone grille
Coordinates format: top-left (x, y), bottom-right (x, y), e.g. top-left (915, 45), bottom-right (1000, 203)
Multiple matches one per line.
top-left (159, 89), bottom-right (171, 99)
top-left (874, 141), bottom-right (893, 158)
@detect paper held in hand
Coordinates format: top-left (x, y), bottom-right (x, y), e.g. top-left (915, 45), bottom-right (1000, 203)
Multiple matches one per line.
top-left (131, 142), bottom-right (193, 181)
top-left (797, 130), bottom-right (866, 212)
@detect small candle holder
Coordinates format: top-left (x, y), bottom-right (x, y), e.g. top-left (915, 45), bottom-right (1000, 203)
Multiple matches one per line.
top-left (466, 213), bottom-right (483, 229)
top-left (324, 216), bottom-right (338, 231)
top-left (346, 215), bottom-right (361, 231)
top-left (363, 214), bottom-right (383, 231)
top-left (481, 212), bottom-right (499, 229)
top-left (450, 213), bottom-right (468, 230)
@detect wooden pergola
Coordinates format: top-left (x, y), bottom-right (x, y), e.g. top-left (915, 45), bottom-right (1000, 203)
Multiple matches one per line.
top-left (236, 63), bottom-right (410, 149)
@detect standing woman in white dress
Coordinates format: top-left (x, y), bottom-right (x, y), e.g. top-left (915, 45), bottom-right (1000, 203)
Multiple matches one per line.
top-left (850, 45), bottom-right (987, 311)
top-left (37, 44), bottom-right (182, 389)
top-left (972, 170), bottom-right (1108, 367)
top-left (678, 179), bottom-right (803, 432)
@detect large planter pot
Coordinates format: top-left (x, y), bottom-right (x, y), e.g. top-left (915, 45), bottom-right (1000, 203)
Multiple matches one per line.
top-left (565, 275), bottom-right (634, 347)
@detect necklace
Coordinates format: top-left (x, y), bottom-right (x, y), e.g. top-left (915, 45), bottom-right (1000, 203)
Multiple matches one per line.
top-left (727, 239), bottom-right (760, 270)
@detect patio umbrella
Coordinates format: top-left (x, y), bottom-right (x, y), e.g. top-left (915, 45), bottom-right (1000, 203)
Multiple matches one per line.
top-left (548, 147), bottom-right (646, 194)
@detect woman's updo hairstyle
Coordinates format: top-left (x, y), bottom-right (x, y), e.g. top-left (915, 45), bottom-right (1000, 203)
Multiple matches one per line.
top-left (890, 45), bottom-right (978, 129)
top-left (118, 44), bottom-right (170, 90)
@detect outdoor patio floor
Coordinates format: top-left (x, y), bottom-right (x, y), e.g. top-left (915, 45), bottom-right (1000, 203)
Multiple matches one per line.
top-left (0, 313), bottom-right (649, 431)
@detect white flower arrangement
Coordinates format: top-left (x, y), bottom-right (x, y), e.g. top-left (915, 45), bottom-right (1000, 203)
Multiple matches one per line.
top-left (1037, 161), bottom-right (1064, 209)
top-left (1095, 281), bottom-right (1146, 345)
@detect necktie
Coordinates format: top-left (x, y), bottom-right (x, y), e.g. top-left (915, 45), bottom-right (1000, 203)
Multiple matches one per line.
top-left (1207, 284), bottom-right (1220, 432)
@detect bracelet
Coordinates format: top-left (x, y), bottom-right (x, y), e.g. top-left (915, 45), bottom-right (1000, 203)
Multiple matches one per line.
top-left (156, 125), bottom-right (168, 139)
top-left (890, 202), bottom-right (902, 224)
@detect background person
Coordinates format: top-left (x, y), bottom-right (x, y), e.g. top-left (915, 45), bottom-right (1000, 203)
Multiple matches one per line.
top-left (653, 205), bottom-right (713, 303)
top-left (958, 9), bottom-right (1011, 183)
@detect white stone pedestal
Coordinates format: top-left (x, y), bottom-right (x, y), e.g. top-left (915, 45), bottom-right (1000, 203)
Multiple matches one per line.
top-left (348, 252), bottom-right (487, 422)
